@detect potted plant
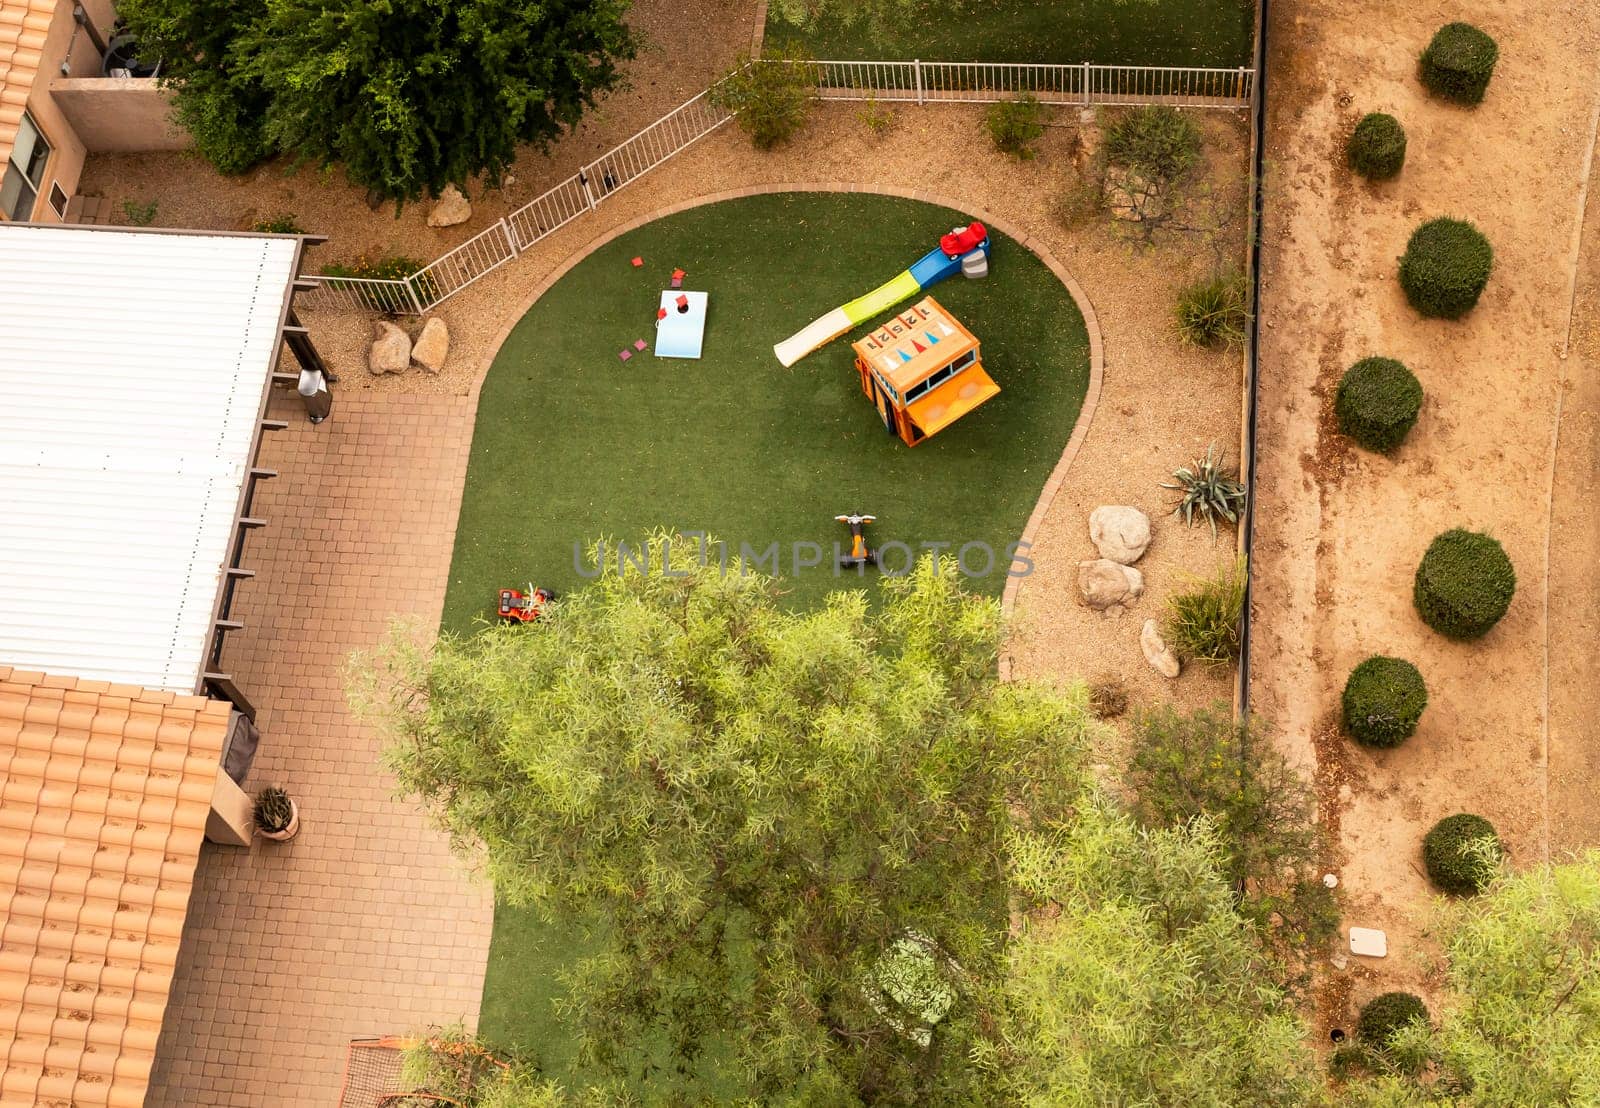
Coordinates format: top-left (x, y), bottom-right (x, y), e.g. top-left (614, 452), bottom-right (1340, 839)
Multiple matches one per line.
top-left (254, 786), bottom-right (300, 842)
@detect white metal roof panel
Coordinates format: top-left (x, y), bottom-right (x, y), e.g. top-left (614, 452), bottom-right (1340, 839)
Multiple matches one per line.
top-left (0, 224), bottom-right (297, 691)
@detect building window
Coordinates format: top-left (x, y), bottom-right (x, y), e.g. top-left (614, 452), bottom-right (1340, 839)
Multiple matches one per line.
top-left (1, 114), bottom-right (53, 221)
top-left (48, 181), bottom-right (68, 218)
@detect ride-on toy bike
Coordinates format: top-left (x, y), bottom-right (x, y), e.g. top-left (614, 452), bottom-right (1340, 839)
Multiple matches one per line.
top-left (497, 584), bottom-right (555, 622)
top-left (835, 512), bottom-right (878, 569)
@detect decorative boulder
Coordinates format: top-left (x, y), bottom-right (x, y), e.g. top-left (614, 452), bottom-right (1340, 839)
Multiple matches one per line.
top-left (427, 184), bottom-right (472, 228)
top-left (1140, 619), bottom-right (1181, 678)
top-left (1078, 559), bottom-right (1144, 612)
top-left (369, 321), bottom-right (411, 375)
top-left (411, 317), bottom-right (450, 373)
top-left (1089, 506), bottom-right (1152, 564)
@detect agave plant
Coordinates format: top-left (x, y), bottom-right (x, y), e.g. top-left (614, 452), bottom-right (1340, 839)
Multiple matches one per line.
top-left (254, 786), bottom-right (295, 834)
top-left (1162, 444), bottom-right (1246, 539)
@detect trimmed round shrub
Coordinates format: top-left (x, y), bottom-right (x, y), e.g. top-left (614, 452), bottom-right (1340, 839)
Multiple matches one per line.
top-left (1424, 813), bottom-right (1503, 893)
top-left (1348, 113), bottom-right (1407, 179)
top-left (1336, 357), bottom-right (1423, 452)
top-left (1358, 992), bottom-right (1429, 1047)
top-left (1399, 218), bottom-right (1493, 319)
top-left (1420, 23), bottom-right (1499, 105)
top-left (1413, 529), bottom-right (1516, 639)
top-left (1342, 656), bottom-right (1428, 747)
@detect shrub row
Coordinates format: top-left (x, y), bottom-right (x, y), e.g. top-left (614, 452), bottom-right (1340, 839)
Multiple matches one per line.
top-left (1329, 24), bottom-right (1509, 910)
top-left (1399, 217), bottom-right (1494, 319)
top-left (1342, 656), bottom-right (1427, 747)
top-left (1335, 357), bottom-right (1422, 452)
top-left (1414, 528), bottom-right (1516, 639)
top-left (1420, 22), bottom-right (1499, 105)
top-left (1348, 113), bottom-right (1407, 179)
top-left (1423, 812), bottom-right (1503, 893)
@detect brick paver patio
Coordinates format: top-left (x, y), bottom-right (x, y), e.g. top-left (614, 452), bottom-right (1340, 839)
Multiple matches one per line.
top-left (147, 390), bottom-right (493, 1108)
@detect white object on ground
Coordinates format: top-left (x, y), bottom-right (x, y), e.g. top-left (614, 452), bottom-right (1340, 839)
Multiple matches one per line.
top-left (1323, 872), bottom-right (1339, 889)
top-left (774, 307), bottom-right (852, 367)
top-left (1349, 927), bottom-right (1387, 958)
top-left (655, 291), bottom-right (710, 359)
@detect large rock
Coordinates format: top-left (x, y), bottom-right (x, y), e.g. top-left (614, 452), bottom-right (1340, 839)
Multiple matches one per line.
top-left (369, 321), bottom-right (410, 375)
top-left (1089, 506), bottom-right (1151, 564)
top-left (1077, 559), bottom-right (1144, 612)
top-left (1140, 619), bottom-right (1181, 678)
top-left (427, 184), bottom-right (471, 228)
top-left (411, 317), bottom-right (450, 373)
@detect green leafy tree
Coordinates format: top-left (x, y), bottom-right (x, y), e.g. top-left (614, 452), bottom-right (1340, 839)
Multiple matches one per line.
top-left (1344, 855), bottom-right (1600, 1104)
top-left (988, 801), bottom-right (1323, 1107)
top-left (709, 48), bottom-right (816, 150)
top-left (113, 0), bottom-right (269, 173)
top-left (118, 0), bottom-right (634, 203)
top-left (1125, 705), bottom-right (1336, 972)
top-left (352, 534), bottom-right (1096, 1104)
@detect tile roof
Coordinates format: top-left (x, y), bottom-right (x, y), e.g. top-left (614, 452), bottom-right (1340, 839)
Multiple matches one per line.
top-left (0, 666), bottom-right (229, 1108)
top-left (0, 0), bottom-right (54, 174)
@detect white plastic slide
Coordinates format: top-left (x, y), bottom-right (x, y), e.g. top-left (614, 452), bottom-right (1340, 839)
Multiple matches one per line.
top-left (773, 308), bottom-right (852, 368)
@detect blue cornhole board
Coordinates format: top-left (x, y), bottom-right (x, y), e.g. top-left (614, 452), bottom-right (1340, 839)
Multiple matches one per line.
top-left (654, 290), bottom-right (708, 359)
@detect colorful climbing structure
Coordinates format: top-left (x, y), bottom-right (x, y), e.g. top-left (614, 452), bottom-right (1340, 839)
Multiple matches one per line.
top-left (850, 296), bottom-right (1000, 447)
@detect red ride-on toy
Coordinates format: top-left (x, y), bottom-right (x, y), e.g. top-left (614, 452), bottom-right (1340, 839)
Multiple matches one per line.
top-left (497, 584), bottom-right (555, 623)
top-left (835, 512), bottom-right (879, 569)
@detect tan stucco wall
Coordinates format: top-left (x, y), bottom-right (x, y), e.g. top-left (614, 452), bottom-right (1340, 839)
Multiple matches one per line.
top-left (15, 0), bottom-right (177, 223)
top-left (16, 0), bottom-right (114, 220)
top-left (49, 77), bottom-right (187, 153)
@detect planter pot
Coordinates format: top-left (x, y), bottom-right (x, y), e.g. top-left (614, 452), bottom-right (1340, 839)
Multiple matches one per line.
top-left (258, 799), bottom-right (300, 842)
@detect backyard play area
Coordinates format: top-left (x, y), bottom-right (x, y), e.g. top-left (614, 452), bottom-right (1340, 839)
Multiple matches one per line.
top-left (13, 0), bottom-right (1600, 1100)
top-left (441, 192), bottom-right (1091, 633)
top-left (444, 190), bottom-right (1087, 1082)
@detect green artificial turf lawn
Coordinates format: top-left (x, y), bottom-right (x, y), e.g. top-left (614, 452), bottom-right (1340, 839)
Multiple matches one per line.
top-left (443, 192), bottom-right (1089, 634)
top-left (764, 0), bottom-right (1254, 68)
top-left (453, 191), bottom-right (1088, 1085)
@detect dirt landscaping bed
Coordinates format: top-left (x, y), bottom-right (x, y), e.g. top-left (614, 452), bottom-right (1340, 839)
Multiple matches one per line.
top-left (1251, 0), bottom-right (1600, 1035)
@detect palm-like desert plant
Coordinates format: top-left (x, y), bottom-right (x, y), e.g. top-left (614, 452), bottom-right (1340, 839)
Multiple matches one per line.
top-left (1162, 444), bottom-right (1246, 539)
top-left (254, 786), bottom-right (295, 833)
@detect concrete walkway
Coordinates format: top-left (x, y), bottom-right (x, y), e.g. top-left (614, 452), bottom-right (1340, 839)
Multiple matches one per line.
top-left (147, 393), bottom-right (491, 1108)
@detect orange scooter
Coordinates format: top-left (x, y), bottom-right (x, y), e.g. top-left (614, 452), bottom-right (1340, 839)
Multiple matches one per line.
top-left (836, 512), bottom-right (878, 569)
top-left (497, 584), bottom-right (555, 623)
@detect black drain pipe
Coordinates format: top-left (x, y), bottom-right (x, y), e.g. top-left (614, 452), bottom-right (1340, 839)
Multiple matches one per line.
top-left (1236, 0), bottom-right (1270, 716)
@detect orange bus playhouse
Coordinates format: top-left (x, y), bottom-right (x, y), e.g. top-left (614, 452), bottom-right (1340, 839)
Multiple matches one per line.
top-left (851, 296), bottom-right (1000, 447)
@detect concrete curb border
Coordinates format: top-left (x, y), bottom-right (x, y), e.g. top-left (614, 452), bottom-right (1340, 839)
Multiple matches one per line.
top-left (469, 183), bottom-right (1106, 677)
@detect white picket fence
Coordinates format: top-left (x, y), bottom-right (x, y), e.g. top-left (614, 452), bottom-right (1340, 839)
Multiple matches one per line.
top-left (301, 60), bottom-right (1253, 315)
